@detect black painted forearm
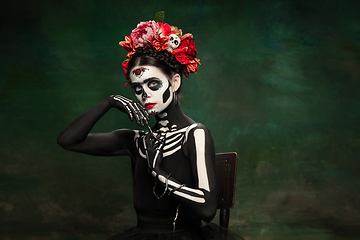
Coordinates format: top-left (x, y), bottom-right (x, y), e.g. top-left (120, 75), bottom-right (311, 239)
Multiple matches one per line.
top-left (57, 98), bottom-right (112, 149)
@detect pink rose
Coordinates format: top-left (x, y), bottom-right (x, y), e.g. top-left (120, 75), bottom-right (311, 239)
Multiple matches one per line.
top-left (130, 21), bottom-right (160, 49)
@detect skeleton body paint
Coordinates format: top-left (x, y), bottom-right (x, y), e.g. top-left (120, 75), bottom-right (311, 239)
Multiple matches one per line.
top-left (126, 65), bottom-right (218, 223)
top-left (134, 120), bottom-right (214, 205)
top-left (57, 66), bottom-right (218, 225)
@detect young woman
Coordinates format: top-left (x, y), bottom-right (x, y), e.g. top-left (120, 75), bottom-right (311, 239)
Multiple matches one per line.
top-left (57, 20), bottom-right (243, 240)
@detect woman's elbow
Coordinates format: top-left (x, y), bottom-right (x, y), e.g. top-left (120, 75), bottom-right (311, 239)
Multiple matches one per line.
top-left (197, 199), bottom-right (217, 222)
top-left (200, 207), bottom-right (217, 223)
top-left (199, 190), bottom-right (218, 222)
top-left (57, 134), bottom-right (73, 150)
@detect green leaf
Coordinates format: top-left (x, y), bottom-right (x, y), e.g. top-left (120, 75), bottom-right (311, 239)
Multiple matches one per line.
top-left (154, 11), bottom-right (165, 23)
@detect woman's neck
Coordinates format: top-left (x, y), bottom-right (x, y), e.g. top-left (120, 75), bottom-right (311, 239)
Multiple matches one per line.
top-left (154, 96), bottom-right (194, 131)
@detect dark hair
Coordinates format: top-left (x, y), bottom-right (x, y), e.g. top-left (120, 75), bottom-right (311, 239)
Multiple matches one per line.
top-left (127, 48), bottom-right (183, 91)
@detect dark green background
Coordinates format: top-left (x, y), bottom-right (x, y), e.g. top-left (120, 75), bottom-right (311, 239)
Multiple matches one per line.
top-left (1, 0), bottom-right (360, 239)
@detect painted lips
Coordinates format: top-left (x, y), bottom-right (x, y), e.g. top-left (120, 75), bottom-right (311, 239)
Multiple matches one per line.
top-left (145, 102), bottom-right (156, 109)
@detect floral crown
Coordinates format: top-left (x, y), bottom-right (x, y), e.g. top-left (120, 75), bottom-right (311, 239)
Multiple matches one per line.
top-left (119, 18), bottom-right (200, 83)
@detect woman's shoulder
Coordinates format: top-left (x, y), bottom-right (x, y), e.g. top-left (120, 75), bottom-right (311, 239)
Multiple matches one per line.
top-left (184, 122), bottom-right (211, 134)
top-left (181, 122), bottom-right (214, 159)
top-left (181, 115), bottom-right (210, 131)
top-left (182, 122), bottom-right (213, 146)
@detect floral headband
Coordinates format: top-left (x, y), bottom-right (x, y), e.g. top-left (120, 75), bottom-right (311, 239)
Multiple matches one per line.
top-left (119, 20), bottom-right (200, 83)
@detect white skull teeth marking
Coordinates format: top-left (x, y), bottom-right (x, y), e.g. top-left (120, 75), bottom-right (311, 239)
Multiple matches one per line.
top-left (159, 127), bottom-right (170, 132)
top-left (159, 120), bottom-right (169, 126)
top-left (158, 112), bottom-right (167, 118)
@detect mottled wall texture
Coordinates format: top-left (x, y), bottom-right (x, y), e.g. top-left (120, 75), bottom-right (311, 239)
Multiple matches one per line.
top-left (1, 0), bottom-right (360, 239)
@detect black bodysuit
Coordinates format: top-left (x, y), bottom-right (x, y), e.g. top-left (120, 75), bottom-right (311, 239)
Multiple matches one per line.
top-left (57, 95), bottom-right (244, 240)
top-left (132, 124), bottom-right (203, 230)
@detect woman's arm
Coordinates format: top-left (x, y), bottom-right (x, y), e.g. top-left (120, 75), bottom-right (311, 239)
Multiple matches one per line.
top-left (57, 95), bottom-right (149, 156)
top-left (147, 124), bottom-right (219, 222)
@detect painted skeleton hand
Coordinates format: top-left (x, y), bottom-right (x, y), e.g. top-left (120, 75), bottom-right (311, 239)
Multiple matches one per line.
top-left (109, 95), bottom-right (150, 127)
top-left (144, 131), bottom-right (166, 172)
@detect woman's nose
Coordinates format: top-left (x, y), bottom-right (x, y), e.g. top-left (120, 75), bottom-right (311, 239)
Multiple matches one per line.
top-left (142, 89), bottom-right (150, 99)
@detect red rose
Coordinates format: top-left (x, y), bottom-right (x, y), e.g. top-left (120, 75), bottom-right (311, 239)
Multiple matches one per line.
top-left (178, 34), bottom-right (197, 60)
top-left (186, 39), bottom-right (197, 59)
top-left (175, 53), bottom-right (190, 65)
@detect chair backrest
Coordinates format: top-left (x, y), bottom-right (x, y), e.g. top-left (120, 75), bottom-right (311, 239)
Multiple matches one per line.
top-left (215, 152), bottom-right (238, 228)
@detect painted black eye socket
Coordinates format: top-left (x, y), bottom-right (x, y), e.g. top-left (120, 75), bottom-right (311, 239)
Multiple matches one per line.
top-left (148, 80), bottom-right (162, 91)
top-left (134, 86), bottom-right (143, 95)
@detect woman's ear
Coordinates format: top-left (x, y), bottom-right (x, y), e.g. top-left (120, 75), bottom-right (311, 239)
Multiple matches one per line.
top-left (171, 74), bottom-right (181, 92)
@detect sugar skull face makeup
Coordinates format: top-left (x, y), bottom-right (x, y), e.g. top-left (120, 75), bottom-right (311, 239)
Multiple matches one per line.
top-left (130, 65), bottom-right (174, 115)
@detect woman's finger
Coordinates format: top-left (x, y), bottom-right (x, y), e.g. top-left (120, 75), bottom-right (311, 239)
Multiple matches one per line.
top-left (133, 103), bottom-right (147, 127)
top-left (137, 103), bottom-right (150, 121)
top-left (124, 105), bottom-right (134, 122)
top-left (128, 102), bottom-right (142, 126)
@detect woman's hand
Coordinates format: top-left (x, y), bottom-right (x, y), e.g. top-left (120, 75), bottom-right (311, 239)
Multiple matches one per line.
top-left (144, 131), bottom-right (166, 172)
top-left (57, 96), bottom-right (142, 156)
top-left (108, 95), bottom-right (150, 127)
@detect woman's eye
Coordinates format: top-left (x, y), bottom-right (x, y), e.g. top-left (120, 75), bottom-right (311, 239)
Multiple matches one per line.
top-left (148, 80), bottom-right (162, 90)
top-left (148, 81), bottom-right (158, 88)
top-left (134, 86), bottom-right (142, 94)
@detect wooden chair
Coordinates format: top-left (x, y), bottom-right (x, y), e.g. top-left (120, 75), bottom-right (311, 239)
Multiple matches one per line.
top-left (215, 152), bottom-right (238, 229)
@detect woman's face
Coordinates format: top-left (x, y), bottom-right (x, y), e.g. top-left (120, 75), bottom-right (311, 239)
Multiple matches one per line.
top-left (129, 65), bottom-right (174, 115)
